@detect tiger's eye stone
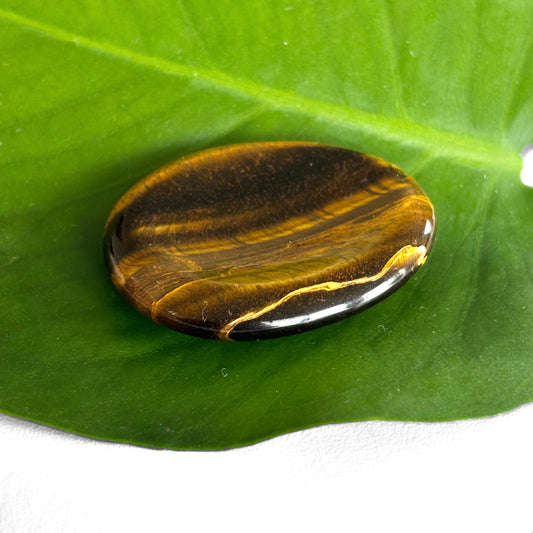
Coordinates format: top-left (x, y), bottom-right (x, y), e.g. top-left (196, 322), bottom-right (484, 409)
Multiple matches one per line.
top-left (104, 142), bottom-right (435, 341)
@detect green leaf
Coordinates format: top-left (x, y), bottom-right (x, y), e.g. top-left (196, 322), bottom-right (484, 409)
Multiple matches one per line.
top-left (1, 0), bottom-right (532, 449)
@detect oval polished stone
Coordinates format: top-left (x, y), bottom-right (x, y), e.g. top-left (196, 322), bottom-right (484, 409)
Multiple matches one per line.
top-left (104, 142), bottom-right (435, 341)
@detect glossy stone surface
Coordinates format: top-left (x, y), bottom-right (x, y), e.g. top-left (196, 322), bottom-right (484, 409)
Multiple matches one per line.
top-left (104, 142), bottom-right (435, 340)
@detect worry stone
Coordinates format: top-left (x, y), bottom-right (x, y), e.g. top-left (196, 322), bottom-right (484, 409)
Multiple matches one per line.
top-left (104, 142), bottom-right (435, 340)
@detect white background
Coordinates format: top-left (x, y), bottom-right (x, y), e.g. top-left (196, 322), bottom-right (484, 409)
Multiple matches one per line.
top-left (1, 404), bottom-right (533, 533)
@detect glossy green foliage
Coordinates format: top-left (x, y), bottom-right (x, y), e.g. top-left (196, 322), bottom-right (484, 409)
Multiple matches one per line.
top-left (1, 0), bottom-right (532, 449)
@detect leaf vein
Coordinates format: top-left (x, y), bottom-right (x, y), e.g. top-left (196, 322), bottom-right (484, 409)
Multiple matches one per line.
top-left (0, 7), bottom-right (518, 171)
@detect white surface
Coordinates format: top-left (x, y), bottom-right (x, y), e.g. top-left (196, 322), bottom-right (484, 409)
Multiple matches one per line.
top-left (521, 144), bottom-right (533, 187)
top-left (1, 405), bottom-right (533, 533)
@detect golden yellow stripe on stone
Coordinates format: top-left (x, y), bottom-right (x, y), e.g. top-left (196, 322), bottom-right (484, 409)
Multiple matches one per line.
top-left (124, 196), bottom-right (425, 273)
top-left (218, 244), bottom-right (427, 340)
top-left (128, 172), bottom-right (407, 243)
top-left (114, 193), bottom-right (431, 295)
top-left (117, 193), bottom-right (431, 284)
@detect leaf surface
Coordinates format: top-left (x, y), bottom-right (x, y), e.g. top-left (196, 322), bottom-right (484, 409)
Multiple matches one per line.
top-left (0, 0), bottom-right (532, 449)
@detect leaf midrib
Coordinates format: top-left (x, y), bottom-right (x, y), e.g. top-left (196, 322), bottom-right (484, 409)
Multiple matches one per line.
top-left (0, 7), bottom-right (519, 172)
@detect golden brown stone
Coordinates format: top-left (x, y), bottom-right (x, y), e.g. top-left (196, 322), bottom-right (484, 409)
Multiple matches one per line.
top-left (104, 142), bottom-right (435, 340)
